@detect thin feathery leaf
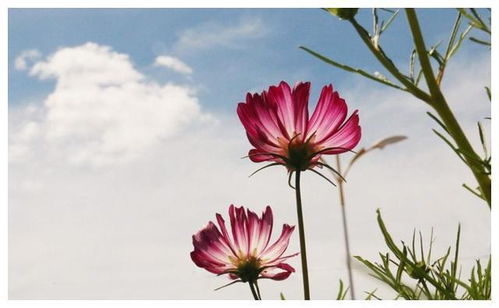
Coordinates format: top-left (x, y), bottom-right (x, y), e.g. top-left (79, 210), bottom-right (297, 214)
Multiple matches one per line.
top-left (380, 9), bottom-right (400, 33)
top-left (445, 12), bottom-right (463, 59)
top-left (432, 129), bottom-right (468, 166)
top-left (364, 289), bottom-right (381, 300)
top-left (427, 112), bottom-right (449, 133)
top-left (448, 25), bottom-right (472, 59)
top-left (300, 46), bottom-right (406, 91)
top-left (485, 87), bottom-right (491, 101)
top-left (469, 36), bottom-right (490, 46)
top-left (477, 122), bottom-right (488, 157)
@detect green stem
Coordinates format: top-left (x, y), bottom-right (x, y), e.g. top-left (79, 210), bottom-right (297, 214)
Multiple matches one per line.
top-left (248, 282), bottom-right (260, 300)
top-left (336, 155), bottom-right (356, 300)
top-left (295, 171), bottom-right (311, 300)
top-left (349, 18), bottom-right (432, 104)
top-left (405, 8), bottom-right (491, 207)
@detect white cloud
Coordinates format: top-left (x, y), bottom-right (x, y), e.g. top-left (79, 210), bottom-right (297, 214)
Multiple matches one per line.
top-left (8, 46), bottom-right (490, 299)
top-left (10, 42), bottom-right (210, 166)
top-left (30, 43), bottom-right (142, 87)
top-left (173, 17), bottom-right (268, 52)
top-left (154, 55), bottom-right (193, 75)
top-left (14, 49), bottom-right (41, 70)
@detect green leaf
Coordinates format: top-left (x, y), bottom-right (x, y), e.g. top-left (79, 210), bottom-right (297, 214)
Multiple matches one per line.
top-left (450, 224), bottom-right (461, 292)
top-left (336, 279), bottom-right (349, 300)
top-left (415, 69), bottom-right (424, 86)
top-left (364, 289), bottom-right (381, 300)
top-left (431, 129), bottom-right (468, 166)
top-left (477, 122), bottom-right (488, 157)
top-left (374, 210), bottom-right (458, 298)
top-left (485, 86), bottom-right (491, 101)
top-left (427, 112), bottom-right (449, 133)
top-left (457, 8), bottom-right (490, 34)
top-left (444, 12), bottom-right (463, 60)
top-left (299, 46), bottom-right (406, 91)
top-left (462, 183), bottom-right (485, 200)
top-left (469, 36), bottom-right (491, 46)
top-left (380, 9), bottom-right (399, 33)
top-left (447, 25), bottom-right (472, 59)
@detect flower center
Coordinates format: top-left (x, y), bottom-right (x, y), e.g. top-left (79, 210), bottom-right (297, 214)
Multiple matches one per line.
top-left (286, 138), bottom-right (316, 171)
top-left (235, 257), bottom-right (262, 282)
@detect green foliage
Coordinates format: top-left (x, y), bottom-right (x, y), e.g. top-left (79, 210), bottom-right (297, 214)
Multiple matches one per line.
top-left (458, 8), bottom-right (491, 46)
top-left (336, 280), bottom-right (349, 300)
top-left (302, 8), bottom-right (491, 207)
top-left (299, 46), bottom-right (405, 91)
top-left (301, 9), bottom-right (491, 301)
top-left (355, 210), bottom-right (491, 300)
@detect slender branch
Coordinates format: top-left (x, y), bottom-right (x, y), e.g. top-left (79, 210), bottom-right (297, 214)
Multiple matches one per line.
top-left (405, 9), bottom-right (445, 103)
top-left (405, 8), bottom-right (491, 207)
top-left (295, 171), bottom-right (311, 300)
top-left (348, 18), bottom-right (432, 104)
top-left (336, 155), bottom-right (356, 300)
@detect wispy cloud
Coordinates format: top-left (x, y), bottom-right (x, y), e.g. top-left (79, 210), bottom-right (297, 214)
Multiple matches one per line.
top-left (14, 49), bottom-right (41, 70)
top-left (173, 16), bottom-right (268, 52)
top-left (154, 55), bottom-right (193, 75)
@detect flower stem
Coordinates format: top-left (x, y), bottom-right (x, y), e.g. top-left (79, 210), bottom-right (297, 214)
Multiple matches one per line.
top-left (335, 155), bottom-right (356, 300)
top-left (405, 8), bottom-right (491, 207)
top-left (294, 171), bottom-right (311, 300)
top-left (249, 282), bottom-right (260, 300)
top-left (255, 280), bottom-right (262, 299)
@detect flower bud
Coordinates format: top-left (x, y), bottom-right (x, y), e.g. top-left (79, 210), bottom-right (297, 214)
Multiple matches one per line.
top-left (326, 8), bottom-right (359, 20)
top-left (407, 261), bottom-right (430, 280)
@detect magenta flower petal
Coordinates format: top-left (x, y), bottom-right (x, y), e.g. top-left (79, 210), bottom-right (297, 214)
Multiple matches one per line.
top-left (237, 81), bottom-right (361, 171)
top-left (292, 82), bottom-right (311, 134)
top-left (268, 82), bottom-right (295, 138)
top-left (255, 206), bottom-right (273, 253)
top-left (260, 224), bottom-right (295, 262)
top-left (307, 84), bottom-right (347, 142)
top-left (317, 111), bottom-right (361, 154)
top-left (261, 263), bottom-right (296, 281)
top-left (247, 149), bottom-right (277, 163)
top-left (191, 205), bottom-right (297, 283)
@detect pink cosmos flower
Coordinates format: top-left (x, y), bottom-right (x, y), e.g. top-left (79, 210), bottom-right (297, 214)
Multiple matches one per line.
top-left (237, 81), bottom-right (361, 174)
top-left (191, 205), bottom-right (297, 285)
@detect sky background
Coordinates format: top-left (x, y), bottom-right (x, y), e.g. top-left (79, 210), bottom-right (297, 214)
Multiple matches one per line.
top-left (8, 8), bottom-right (491, 299)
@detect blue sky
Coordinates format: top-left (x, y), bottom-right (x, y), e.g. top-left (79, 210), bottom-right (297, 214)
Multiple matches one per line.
top-left (9, 8), bottom-right (489, 112)
top-left (8, 8), bottom-right (491, 299)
